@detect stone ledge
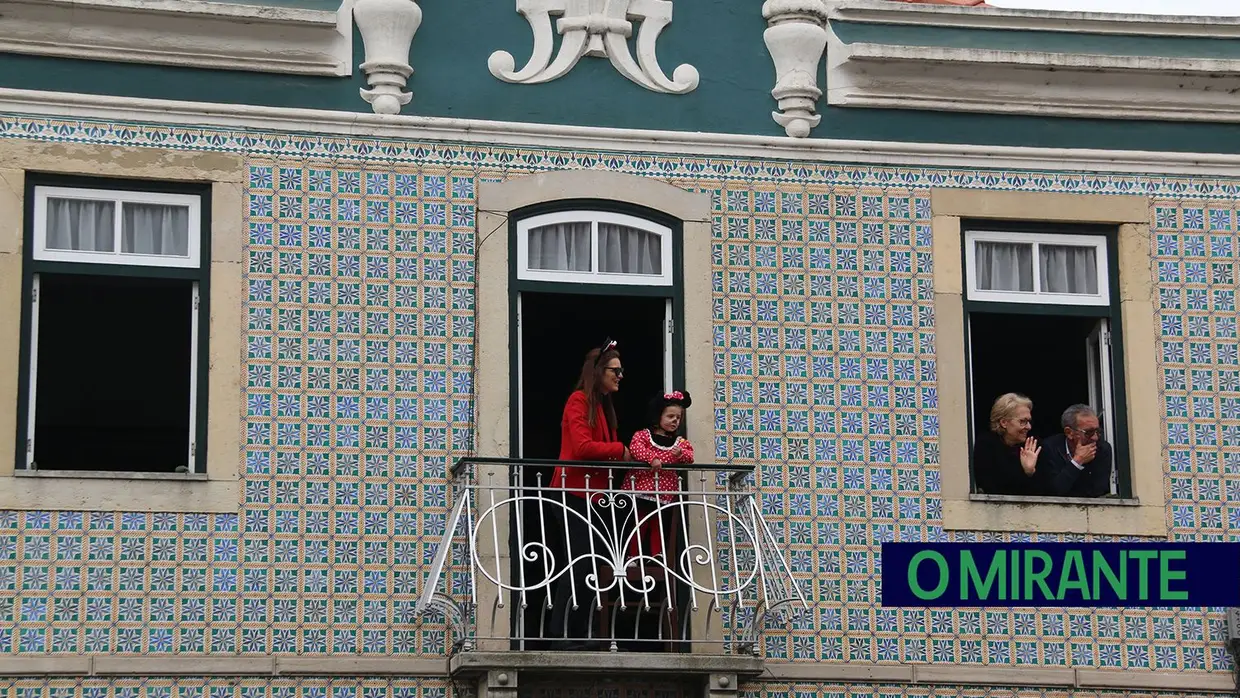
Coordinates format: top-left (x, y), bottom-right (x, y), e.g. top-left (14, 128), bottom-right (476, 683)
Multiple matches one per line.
top-left (0, 0), bottom-right (352, 76)
top-left (276, 657), bottom-right (447, 676)
top-left (449, 651), bottom-right (765, 679)
top-left (93, 656), bottom-right (275, 676)
top-left (0, 655), bottom-right (1233, 692)
top-left (0, 657), bottom-right (91, 676)
top-left (823, 0), bottom-right (1240, 125)
top-left (828, 0), bottom-right (1240, 38)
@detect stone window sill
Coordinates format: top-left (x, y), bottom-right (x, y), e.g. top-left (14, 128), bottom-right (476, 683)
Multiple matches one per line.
top-left (1, 469), bottom-right (238, 513)
top-left (970, 494), bottom-right (1141, 507)
top-left (945, 496), bottom-right (1167, 536)
top-left (15, 469), bottom-right (209, 481)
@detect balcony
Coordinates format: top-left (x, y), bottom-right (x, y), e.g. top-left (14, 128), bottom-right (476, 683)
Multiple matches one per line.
top-left (416, 457), bottom-right (807, 694)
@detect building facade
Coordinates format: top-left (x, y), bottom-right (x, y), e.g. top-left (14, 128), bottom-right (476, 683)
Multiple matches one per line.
top-left (2, 0), bottom-right (1240, 696)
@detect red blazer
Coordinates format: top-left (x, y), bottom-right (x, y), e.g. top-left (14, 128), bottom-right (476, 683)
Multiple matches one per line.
top-left (554, 390), bottom-right (625, 496)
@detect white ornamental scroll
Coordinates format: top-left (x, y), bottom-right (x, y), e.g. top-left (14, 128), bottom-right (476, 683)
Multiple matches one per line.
top-left (488, 0), bottom-right (699, 95)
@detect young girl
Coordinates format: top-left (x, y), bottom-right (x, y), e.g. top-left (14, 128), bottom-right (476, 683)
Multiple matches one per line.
top-left (621, 391), bottom-right (695, 561)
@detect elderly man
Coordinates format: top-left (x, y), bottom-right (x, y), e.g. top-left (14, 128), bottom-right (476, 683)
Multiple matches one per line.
top-left (1039, 404), bottom-right (1113, 498)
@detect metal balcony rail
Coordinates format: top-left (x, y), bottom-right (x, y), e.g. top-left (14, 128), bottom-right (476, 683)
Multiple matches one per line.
top-left (416, 457), bottom-right (808, 654)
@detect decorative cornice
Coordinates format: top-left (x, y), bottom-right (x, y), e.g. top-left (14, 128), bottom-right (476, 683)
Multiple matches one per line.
top-left (4, 87), bottom-right (1240, 177)
top-left (0, 655), bottom-right (1234, 692)
top-left (487, 0), bottom-right (699, 95)
top-left (827, 0), bottom-right (1240, 38)
top-left (822, 0), bottom-right (1240, 125)
top-left (824, 38), bottom-right (1240, 124)
top-left (0, 0), bottom-right (353, 76)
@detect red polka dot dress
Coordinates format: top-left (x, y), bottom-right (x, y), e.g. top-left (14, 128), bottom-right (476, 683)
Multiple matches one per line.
top-left (621, 429), bottom-right (695, 560)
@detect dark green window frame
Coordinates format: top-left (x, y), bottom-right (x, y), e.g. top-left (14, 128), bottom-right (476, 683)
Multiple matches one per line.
top-left (15, 172), bottom-right (212, 474)
top-left (506, 198), bottom-right (687, 456)
top-left (960, 219), bottom-right (1132, 499)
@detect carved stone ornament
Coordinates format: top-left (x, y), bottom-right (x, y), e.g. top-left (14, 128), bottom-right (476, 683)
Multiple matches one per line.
top-left (762, 0), bottom-right (829, 138)
top-left (488, 0), bottom-right (699, 95)
top-left (353, 0), bottom-right (423, 114)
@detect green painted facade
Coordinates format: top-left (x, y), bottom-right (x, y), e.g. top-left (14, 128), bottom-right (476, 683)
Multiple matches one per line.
top-left (3, 0), bottom-right (1240, 153)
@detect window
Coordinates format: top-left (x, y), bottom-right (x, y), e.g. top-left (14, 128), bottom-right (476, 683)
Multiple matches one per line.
top-left (965, 230), bottom-right (1108, 306)
top-left (963, 222), bottom-right (1127, 499)
top-left (516, 210), bottom-right (673, 286)
top-left (19, 181), bottom-right (208, 474)
top-left (931, 189), bottom-right (1163, 536)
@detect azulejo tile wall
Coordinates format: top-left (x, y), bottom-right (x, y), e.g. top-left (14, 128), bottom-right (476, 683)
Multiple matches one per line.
top-left (0, 114), bottom-right (1236, 681)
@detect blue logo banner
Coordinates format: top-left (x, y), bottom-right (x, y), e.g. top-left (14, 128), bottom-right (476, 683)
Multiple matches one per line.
top-left (881, 542), bottom-right (1240, 607)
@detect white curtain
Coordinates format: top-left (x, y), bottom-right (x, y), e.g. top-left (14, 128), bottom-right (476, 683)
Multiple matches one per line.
top-left (122, 203), bottom-right (190, 257)
top-left (975, 241), bottom-right (1032, 292)
top-left (528, 222), bottom-right (591, 271)
top-left (1040, 245), bottom-right (1097, 294)
top-left (46, 198), bottom-right (114, 252)
top-left (599, 223), bottom-right (661, 275)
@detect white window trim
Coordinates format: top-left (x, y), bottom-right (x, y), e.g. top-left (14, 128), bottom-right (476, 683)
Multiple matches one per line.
top-left (964, 229), bottom-right (1110, 306)
top-left (516, 210), bottom-right (673, 286)
top-left (32, 185), bottom-right (202, 269)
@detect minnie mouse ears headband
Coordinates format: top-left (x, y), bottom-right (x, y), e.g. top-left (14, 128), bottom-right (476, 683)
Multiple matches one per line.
top-left (658, 390), bottom-right (692, 408)
top-left (594, 337), bottom-right (618, 365)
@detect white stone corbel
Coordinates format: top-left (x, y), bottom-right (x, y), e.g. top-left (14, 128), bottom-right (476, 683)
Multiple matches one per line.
top-left (488, 0), bottom-right (699, 95)
top-left (763, 0), bottom-right (829, 138)
top-left (353, 0), bottom-right (422, 114)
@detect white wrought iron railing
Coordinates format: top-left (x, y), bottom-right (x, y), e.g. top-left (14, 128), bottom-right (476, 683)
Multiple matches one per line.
top-left (416, 457), bottom-right (807, 653)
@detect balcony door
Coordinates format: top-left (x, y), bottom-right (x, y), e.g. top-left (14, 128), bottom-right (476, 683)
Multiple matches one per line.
top-left (517, 292), bottom-right (672, 462)
top-left (508, 204), bottom-right (685, 649)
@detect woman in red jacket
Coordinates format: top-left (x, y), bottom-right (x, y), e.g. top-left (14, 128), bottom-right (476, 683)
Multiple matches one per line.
top-left (547, 338), bottom-right (631, 648)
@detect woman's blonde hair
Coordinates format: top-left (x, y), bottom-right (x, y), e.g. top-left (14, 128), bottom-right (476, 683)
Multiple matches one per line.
top-left (989, 393), bottom-right (1033, 434)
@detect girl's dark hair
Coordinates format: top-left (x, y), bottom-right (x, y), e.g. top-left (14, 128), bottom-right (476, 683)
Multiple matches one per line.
top-left (646, 390), bottom-right (692, 430)
top-left (576, 344), bottom-right (620, 435)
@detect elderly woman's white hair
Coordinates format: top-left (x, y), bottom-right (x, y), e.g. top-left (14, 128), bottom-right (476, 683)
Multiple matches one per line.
top-left (989, 392), bottom-right (1033, 434)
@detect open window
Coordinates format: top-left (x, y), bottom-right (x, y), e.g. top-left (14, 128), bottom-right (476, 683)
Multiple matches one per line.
top-left (18, 181), bottom-right (208, 474)
top-left (963, 223), bottom-right (1128, 499)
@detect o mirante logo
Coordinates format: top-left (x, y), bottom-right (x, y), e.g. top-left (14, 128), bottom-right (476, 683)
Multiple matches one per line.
top-left (881, 543), bottom-right (1240, 607)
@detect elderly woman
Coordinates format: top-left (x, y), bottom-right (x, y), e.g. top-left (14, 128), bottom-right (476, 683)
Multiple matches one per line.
top-left (973, 393), bottom-right (1044, 495)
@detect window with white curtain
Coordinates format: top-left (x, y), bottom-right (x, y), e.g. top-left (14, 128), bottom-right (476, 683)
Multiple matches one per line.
top-left (517, 210), bottom-right (672, 286)
top-left (965, 230), bottom-right (1108, 305)
top-left (21, 182), bottom-right (207, 475)
top-left (33, 186), bottom-right (200, 267)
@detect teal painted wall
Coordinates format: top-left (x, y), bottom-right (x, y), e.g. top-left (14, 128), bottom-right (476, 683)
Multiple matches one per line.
top-left (4, 0), bottom-right (1240, 153)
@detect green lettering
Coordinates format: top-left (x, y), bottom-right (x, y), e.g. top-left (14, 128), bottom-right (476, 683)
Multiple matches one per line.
top-left (1023, 550), bottom-right (1055, 600)
top-left (1129, 550), bottom-right (1158, 600)
top-left (1010, 549), bottom-right (1020, 600)
top-left (1092, 550), bottom-right (1126, 600)
top-left (961, 551), bottom-right (1005, 601)
top-left (1159, 550), bottom-right (1188, 601)
top-left (1058, 550), bottom-right (1090, 601)
top-left (909, 551), bottom-right (949, 600)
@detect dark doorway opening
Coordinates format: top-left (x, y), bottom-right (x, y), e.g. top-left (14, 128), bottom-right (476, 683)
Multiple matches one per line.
top-left (519, 292), bottom-right (668, 462)
top-left (31, 273), bottom-right (193, 472)
top-left (968, 310), bottom-right (1100, 448)
top-left (514, 290), bottom-right (686, 650)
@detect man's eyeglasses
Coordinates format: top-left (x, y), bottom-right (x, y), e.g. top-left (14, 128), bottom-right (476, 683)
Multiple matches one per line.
top-left (1072, 427), bottom-right (1102, 438)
